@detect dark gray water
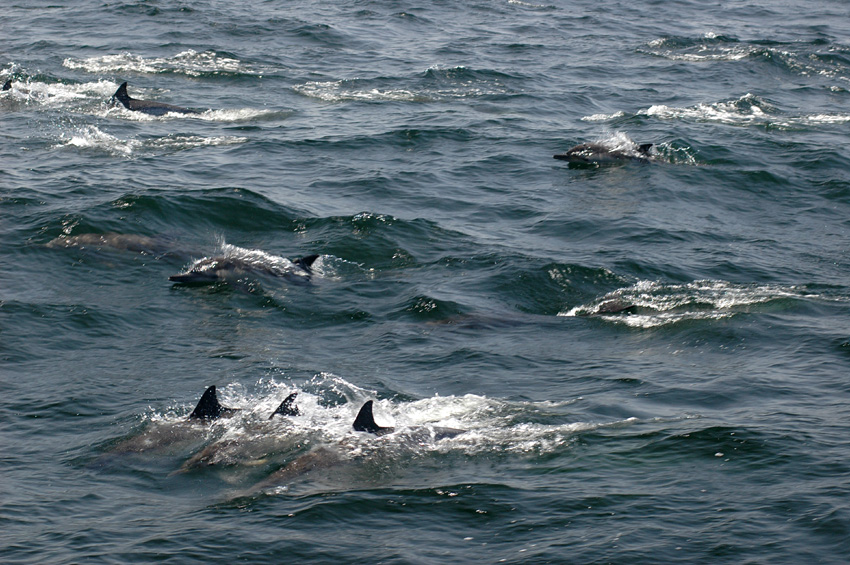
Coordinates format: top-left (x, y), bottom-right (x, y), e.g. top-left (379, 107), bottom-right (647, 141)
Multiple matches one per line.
top-left (3, 0), bottom-right (850, 562)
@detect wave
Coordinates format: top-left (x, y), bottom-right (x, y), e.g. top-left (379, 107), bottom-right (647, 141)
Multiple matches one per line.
top-left (63, 49), bottom-right (262, 78)
top-left (55, 125), bottom-right (246, 157)
top-left (640, 34), bottom-right (850, 84)
top-left (637, 93), bottom-right (850, 129)
top-left (292, 65), bottom-right (516, 103)
top-left (104, 104), bottom-right (285, 122)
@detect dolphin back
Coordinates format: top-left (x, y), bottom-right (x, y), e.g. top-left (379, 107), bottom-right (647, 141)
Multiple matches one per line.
top-left (110, 81), bottom-right (198, 115)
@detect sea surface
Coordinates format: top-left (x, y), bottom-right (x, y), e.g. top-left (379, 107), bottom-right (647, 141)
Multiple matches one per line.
top-left (3, 0), bottom-right (850, 562)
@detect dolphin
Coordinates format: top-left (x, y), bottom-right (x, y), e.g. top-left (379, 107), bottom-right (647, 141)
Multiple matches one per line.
top-left (238, 399), bottom-right (467, 496)
top-left (46, 232), bottom-right (187, 258)
top-left (554, 142), bottom-right (653, 165)
top-left (110, 81), bottom-right (199, 116)
top-left (575, 298), bottom-right (637, 317)
top-left (175, 392), bottom-right (300, 473)
top-left (169, 254), bottom-right (320, 284)
top-left (3, 79), bottom-right (11, 91)
top-left (103, 386), bottom-right (238, 457)
top-left (353, 400), bottom-right (466, 441)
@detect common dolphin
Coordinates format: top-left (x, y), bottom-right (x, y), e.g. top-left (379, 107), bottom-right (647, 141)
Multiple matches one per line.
top-left (175, 392), bottom-right (300, 473)
top-left (554, 142), bottom-right (653, 165)
top-left (241, 399), bottom-right (467, 496)
top-left (353, 400), bottom-right (466, 441)
top-left (46, 232), bottom-right (187, 258)
top-left (103, 386), bottom-right (238, 457)
top-left (169, 254), bottom-right (320, 284)
top-left (575, 298), bottom-right (636, 317)
top-left (110, 82), bottom-right (199, 116)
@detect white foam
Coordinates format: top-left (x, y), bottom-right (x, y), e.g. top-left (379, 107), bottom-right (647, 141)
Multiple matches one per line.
top-left (63, 49), bottom-right (254, 77)
top-left (560, 279), bottom-right (811, 328)
top-left (639, 93), bottom-right (772, 125)
top-left (56, 126), bottom-right (246, 157)
top-left (292, 80), bottom-right (429, 103)
top-left (581, 111), bottom-right (625, 122)
top-left (57, 125), bottom-right (139, 156)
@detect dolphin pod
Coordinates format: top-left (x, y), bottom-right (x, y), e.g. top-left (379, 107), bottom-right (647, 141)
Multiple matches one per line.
top-left (105, 387), bottom-right (298, 458)
top-left (113, 388), bottom-right (466, 491)
top-left (244, 398), bottom-right (467, 495)
top-left (190, 386), bottom-right (299, 421)
top-left (110, 81), bottom-right (199, 116)
top-left (554, 142), bottom-right (653, 165)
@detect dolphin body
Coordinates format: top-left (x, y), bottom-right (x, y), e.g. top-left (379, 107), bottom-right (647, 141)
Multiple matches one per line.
top-left (554, 142), bottom-right (653, 165)
top-left (110, 82), bottom-right (199, 116)
top-left (242, 400), bottom-right (467, 496)
top-left (169, 254), bottom-right (320, 284)
top-left (176, 393), bottom-right (300, 473)
top-left (46, 232), bottom-right (188, 258)
top-left (353, 400), bottom-right (466, 441)
top-left (105, 386), bottom-right (239, 456)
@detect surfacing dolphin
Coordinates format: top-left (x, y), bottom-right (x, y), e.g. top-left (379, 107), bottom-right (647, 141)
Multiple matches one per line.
top-left (110, 81), bottom-right (199, 116)
top-left (169, 254), bottom-right (320, 284)
top-left (242, 400), bottom-right (466, 496)
top-left (354, 400), bottom-right (466, 441)
top-left (554, 142), bottom-right (653, 165)
top-left (175, 392), bottom-right (300, 473)
top-left (104, 386), bottom-right (238, 457)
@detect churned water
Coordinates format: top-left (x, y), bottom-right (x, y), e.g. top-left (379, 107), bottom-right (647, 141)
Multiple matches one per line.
top-left (2, 0), bottom-right (850, 562)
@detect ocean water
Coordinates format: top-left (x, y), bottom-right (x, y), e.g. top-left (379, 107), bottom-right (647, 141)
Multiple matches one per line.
top-left (2, 0), bottom-right (850, 562)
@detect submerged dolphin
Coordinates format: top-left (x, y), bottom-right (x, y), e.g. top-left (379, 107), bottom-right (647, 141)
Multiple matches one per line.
top-left (169, 254), bottom-right (320, 284)
top-left (554, 142), bottom-right (653, 165)
top-left (46, 232), bottom-right (187, 258)
top-left (110, 82), bottom-right (199, 116)
top-left (104, 386), bottom-right (238, 456)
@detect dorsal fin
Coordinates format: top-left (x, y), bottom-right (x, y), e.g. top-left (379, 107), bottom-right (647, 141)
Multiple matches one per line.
top-left (111, 82), bottom-right (131, 108)
top-left (638, 143), bottom-right (653, 155)
top-left (189, 385), bottom-right (238, 420)
top-left (3, 79), bottom-right (11, 91)
top-left (294, 254), bottom-right (320, 272)
top-left (353, 400), bottom-right (395, 436)
top-left (269, 392), bottom-right (300, 418)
